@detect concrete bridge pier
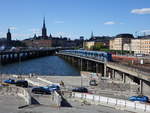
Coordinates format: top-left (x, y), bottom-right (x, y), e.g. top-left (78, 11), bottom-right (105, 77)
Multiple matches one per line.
top-left (80, 59), bottom-right (83, 70)
top-left (142, 80), bottom-right (150, 97)
top-left (86, 60), bottom-right (89, 71)
top-left (122, 73), bottom-right (126, 83)
top-left (96, 63), bottom-right (98, 73)
top-left (125, 74), bottom-right (135, 84)
top-left (11, 54), bottom-right (14, 61)
top-left (78, 58), bottom-right (81, 67)
top-left (139, 79), bottom-right (143, 95)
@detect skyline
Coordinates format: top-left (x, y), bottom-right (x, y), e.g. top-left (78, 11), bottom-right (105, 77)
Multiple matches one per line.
top-left (0, 0), bottom-right (150, 40)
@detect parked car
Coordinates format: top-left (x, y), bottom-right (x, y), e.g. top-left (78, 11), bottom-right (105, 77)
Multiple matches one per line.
top-left (128, 96), bottom-right (149, 102)
top-left (47, 84), bottom-right (60, 92)
top-left (72, 87), bottom-right (88, 93)
top-left (1, 83), bottom-right (10, 86)
top-left (15, 80), bottom-right (28, 88)
top-left (89, 79), bottom-right (97, 86)
top-left (32, 86), bottom-right (51, 94)
top-left (3, 79), bottom-right (16, 84)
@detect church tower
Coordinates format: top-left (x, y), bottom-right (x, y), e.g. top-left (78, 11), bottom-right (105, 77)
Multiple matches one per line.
top-left (7, 28), bottom-right (12, 41)
top-left (42, 17), bottom-right (47, 38)
top-left (91, 31), bottom-right (94, 39)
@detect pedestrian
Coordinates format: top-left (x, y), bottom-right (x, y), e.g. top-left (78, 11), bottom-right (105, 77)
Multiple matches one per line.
top-left (60, 80), bottom-right (64, 87)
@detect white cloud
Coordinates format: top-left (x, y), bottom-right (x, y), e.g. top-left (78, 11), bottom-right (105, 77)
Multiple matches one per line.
top-left (131, 8), bottom-right (150, 14)
top-left (104, 21), bottom-right (115, 25)
top-left (54, 21), bottom-right (64, 24)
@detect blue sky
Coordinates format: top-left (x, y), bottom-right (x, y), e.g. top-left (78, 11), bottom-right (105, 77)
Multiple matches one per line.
top-left (0, 0), bottom-right (150, 40)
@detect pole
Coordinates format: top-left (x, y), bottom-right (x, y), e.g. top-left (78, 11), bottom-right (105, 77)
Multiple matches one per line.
top-left (19, 53), bottom-right (22, 80)
top-left (80, 58), bottom-right (83, 87)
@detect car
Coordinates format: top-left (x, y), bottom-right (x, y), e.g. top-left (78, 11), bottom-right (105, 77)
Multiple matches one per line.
top-left (47, 84), bottom-right (60, 92)
top-left (128, 96), bottom-right (149, 102)
top-left (1, 83), bottom-right (10, 86)
top-left (89, 79), bottom-right (97, 86)
top-left (72, 87), bottom-right (88, 93)
top-left (32, 86), bottom-right (51, 94)
top-left (15, 80), bottom-right (28, 88)
top-left (3, 79), bottom-right (16, 84)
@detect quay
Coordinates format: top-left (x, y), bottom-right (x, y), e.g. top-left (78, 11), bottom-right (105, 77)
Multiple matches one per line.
top-left (0, 74), bottom-right (150, 113)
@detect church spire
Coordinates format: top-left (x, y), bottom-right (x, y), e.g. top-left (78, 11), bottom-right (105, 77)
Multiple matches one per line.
top-left (43, 17), bottom-right (46, 28)
top-left (8, 28), bottom-right (10, 33)
top-left (42, 17), bottom-right (47, 38)
top-left (91, 31), bottom-right (94, 39)
top-left (7, 28), bottom-right (12, 41)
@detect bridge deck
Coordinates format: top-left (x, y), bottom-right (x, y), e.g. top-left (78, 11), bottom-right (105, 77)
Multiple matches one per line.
top-left (58, 52), bottom-right (150, 82)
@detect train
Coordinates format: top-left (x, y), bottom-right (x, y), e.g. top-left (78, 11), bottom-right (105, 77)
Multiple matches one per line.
top-left (61, 50), bottom-right (112, 62)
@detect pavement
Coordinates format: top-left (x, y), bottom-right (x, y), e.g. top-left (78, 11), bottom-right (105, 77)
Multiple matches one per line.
top-left (0, 95), bottom-right (25, 113)
top-left (16, 99), bottom-right (131, 113)
top-left (0, 74), bottom-right (143, 113)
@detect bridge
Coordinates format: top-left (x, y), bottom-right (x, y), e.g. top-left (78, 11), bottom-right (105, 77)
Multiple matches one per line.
top-left (0, 48), bottom-right (57, 65)
top-left (0, 47), bottom-right (76, 65)
top-left (57, 51), bottom-right (150, 98)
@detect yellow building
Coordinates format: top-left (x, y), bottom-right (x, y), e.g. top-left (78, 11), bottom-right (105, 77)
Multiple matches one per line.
top-left (83, 41), bottom-right (95, 50)
top-left (131, 38), bottom-right (150, 54)
top-left (110, 34), bottom-right (150, 55)
top-left (109, 34), bottom-right (133, 51)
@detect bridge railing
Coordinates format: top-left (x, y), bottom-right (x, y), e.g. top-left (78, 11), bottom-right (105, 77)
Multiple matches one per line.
top-left (58, 51), bottom-right (107, 62)
top-left (107, 62), bottom-right (150, 78)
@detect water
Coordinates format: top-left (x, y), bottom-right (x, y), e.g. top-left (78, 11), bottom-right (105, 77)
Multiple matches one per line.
top-left (0, 56), bottom-right (80, 76)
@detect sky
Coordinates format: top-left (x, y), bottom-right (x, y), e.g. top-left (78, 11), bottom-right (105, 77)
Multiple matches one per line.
top-left (0, 0), bottom-right (150, 40)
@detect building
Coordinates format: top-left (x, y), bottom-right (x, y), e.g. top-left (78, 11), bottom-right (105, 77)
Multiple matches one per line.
top-left (7, 29), bottom-right (12, 42)
top-left (23, 18), bottom-right (52, 48)
top-left (23, 17), bottom-right (85, 48)
top-left (109, 33), bottom-right (134, 51)
top-left (0, 29), bottom-right (12, 47)
top-left (23, 39), bottom-right (52, 48)
top-left (110, 34), bottom-right (150, 55)
top-left (83, 41), bottom-right (95, 50)
top-left (131, 38), bottom-right (150, 54)
top-left (42, 17), bottom-right (47, 38)
top-left (89, 32), bottom-right (112, 48)
top-left (131, 39), bottom-right (141, 54)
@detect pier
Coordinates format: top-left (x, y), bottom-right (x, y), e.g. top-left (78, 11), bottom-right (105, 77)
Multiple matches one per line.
top-left (0, 48), bottom-right (57, 65)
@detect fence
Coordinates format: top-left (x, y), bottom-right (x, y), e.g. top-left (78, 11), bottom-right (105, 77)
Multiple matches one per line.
top-left (72, 92), bottom-right (150, 112)
top-left (51, 91), bottom-right (62, 107)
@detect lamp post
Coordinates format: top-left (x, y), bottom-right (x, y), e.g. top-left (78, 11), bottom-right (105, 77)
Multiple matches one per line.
top-left (80, 58), bottom-right (83, 87)
top-left (18, 53), bottom-right (22, 80)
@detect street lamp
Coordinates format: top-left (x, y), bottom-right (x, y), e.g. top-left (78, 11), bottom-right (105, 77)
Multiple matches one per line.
top-left (80, 58), bottom-right (83, 87)
top-left (18, 53), bottom-right (22, 80)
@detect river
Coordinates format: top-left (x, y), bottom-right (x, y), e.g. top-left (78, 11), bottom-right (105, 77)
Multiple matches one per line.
top-left (0, 56), bottom-right (80, 76)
